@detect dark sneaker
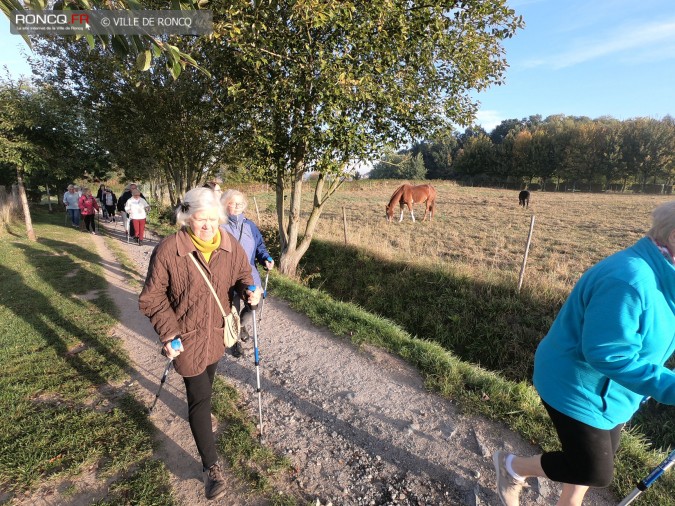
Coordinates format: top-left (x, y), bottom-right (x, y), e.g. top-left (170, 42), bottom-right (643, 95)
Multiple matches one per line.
top-left (231, 341), bottom-right (244, 358)
top-left (203, 462), bottom-right (227, 500)
top-left (493, 450), bottom-right (527, 506)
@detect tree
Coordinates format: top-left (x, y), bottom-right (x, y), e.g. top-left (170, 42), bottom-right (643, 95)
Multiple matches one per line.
top-left (0, 80), bottom-right (42, 240)
top-left (411, 132), bottom-right (459, 179)
top-left (453, 134), bottom-right (496, 181)
top-left (31, 39), bottom-right (232, 206)
top-left (204, 0), bottom-right (523, 276)
top-left (369, 150), bottom-right (412, 180)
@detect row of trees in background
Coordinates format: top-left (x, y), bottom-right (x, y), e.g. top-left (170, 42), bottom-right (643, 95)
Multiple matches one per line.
top-left (371, 115), bottom-right (675, 193)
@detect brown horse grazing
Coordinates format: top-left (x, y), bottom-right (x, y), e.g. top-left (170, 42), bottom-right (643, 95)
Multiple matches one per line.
top-left (385, 184), bottom-right (436, 222)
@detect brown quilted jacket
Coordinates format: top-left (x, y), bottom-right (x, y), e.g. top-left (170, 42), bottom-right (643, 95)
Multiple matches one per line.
top-left (139, 228), bottom-right (254, 377)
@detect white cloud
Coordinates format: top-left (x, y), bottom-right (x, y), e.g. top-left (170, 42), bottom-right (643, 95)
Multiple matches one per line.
top-left (527, 19), bottom-right (675, 69)
top-left (474, 109), bottom-right (503, 132)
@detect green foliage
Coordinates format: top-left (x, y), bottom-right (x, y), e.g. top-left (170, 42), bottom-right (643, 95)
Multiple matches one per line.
top-left (0, 78), bottom-right (111, 191)
top-left (369, 150), bottom-right (428, 180)
top-left (31, 39), bottom-right (227, 206)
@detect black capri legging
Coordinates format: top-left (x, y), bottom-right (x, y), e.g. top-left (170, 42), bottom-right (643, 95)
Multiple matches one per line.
top-left (540, 400), bottom-right (623, 488)
top-left (183, 362), bottom-right (219, 470)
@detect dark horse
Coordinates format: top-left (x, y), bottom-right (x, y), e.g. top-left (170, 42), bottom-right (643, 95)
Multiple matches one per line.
top-left (385, 184), bottom-right (436, 222)
top-left (519, 190), bottom-right (530, 208)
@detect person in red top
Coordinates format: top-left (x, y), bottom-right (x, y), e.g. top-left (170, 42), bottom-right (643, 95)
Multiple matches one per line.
top-left (78, 187), bottom-right (100, 234)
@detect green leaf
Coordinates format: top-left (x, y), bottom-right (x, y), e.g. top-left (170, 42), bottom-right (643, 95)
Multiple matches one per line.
top-left (135, 50), bottom-right (152, 72)
top-left (170, 60), bottom-right (182, 80)
top-left (110, 36), bottom-right (130, 56)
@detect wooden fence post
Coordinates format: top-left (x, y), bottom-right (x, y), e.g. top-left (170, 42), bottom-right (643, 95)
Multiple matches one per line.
top-left (253, 196), bottom-right (261, 224)
top-left (517, 215), bottom-right (536, 293)
top-left (342, 206), bottom-right (348, 245)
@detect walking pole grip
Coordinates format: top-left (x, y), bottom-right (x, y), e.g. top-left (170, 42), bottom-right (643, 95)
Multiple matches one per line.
top-left (161, 337), bottom-right (183, 357)
top-left (247, 285), bottom-right (259, 310)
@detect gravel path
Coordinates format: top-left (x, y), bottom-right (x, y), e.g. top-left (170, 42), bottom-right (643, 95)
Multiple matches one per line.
top-left (27, 218), bottom-right (619, 506)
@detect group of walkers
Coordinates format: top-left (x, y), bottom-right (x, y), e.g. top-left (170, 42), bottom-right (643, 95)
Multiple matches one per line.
top-left (62, 182), bottom-right (150, 244)
top-left (63, 184), bottom-right (101, 234)
top-left (131, 181), bottom-right (674, 505)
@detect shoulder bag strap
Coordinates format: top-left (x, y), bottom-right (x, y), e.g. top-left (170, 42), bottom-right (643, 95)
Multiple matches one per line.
top-left (188, 253), bottom-right (227, 319)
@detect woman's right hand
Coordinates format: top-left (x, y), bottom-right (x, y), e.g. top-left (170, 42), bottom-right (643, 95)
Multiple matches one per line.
top-left (163, 338), bottom-right (184, 359)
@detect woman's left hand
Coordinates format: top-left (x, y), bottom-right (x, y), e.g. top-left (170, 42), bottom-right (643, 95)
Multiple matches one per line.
top-left (264, 258), bottom-right (274, 270)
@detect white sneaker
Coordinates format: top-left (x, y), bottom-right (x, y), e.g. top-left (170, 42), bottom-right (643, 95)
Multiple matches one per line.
top-left (493, 451), bottom-right (527, 506)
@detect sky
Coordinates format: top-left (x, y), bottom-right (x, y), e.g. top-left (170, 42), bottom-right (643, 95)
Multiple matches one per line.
top-left (1, 1), bottom-right (674, 134)
top-left (472, 0), bottom-right (675, 131)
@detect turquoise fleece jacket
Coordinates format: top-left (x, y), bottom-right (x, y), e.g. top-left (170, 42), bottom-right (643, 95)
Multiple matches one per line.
top-left (533, 237), bottom-right (675, 429)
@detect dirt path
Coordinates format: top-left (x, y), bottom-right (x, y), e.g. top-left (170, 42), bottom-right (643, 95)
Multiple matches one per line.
top-left (23, 218), bottom-right (620, 505)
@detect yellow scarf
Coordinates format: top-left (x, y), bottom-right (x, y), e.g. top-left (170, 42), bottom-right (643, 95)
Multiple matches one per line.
top-left (187, 228), bottom-right (221, 263)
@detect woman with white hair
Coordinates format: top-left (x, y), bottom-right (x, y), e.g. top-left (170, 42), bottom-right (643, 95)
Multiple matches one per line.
top-left (124, 189), bottom-right (150, 245)
top-left (221, 189), bottom-right (274, 358)
top-left (139, 187), bottom-right (262, 501)
top-left (493, 200), bottom-right (675, 506)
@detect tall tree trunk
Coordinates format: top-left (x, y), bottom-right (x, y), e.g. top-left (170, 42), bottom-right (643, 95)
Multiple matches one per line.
top-left (45, 183), bottom-right (53, 212)
top-left (279, 162), bottom-right (305, 277)
top-left (276, 167), bottom-right (288, 251)
top-left (17, 167), bottom-right (36, 241)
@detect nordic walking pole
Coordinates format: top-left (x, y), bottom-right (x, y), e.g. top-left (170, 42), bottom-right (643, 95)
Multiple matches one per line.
top-left (247, 284), bottom-right (265, 443)
top-left (258, 259), bottom-right (272, 325)
top-left (617, 449), bottom-right (675, 505)
top-left (148, 338), bottom-right (182, 414)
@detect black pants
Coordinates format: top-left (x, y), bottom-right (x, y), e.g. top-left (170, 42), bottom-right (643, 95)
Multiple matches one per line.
top-left (183, 362), bottom-right (219, 469)
top-left (83, 214), bottom-right (95, 232)
top-left (540, 400), bottom-right (623, 487)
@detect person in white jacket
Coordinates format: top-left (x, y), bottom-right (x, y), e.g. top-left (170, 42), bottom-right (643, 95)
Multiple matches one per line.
top-left (124, 189), bottom-right (150, 245)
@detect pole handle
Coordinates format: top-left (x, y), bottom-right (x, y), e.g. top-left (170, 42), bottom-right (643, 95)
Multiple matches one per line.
top-left (247, 285), bottom-right (259, 310)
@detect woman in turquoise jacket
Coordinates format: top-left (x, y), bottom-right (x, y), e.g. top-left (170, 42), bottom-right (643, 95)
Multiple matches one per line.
top-left (493, 201), bottom-right (675, 506)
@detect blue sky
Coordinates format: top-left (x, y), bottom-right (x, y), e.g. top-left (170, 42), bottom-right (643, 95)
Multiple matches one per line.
top-left (1, 1), bottom-right (674, 134)
top-left (473, 0), bottom-right (675, 131)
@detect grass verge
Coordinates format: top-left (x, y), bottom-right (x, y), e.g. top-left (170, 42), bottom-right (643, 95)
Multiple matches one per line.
top-left (268, 271), bottom-right (675, 504)
top-left (0, 207), bottom-right (174, 504)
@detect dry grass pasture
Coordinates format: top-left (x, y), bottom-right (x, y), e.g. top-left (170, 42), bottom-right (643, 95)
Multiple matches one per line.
top-left (278, 180), bottom-right (673, 294)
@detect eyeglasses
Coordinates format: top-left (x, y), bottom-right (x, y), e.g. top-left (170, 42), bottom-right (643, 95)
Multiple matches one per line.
top-left (228, 202), bottom-right (245, 208)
